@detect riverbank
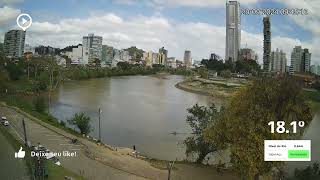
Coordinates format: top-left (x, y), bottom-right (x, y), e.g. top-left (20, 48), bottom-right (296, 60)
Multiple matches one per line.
top-left (175, 77), bottom-right (244, 99)
top-left (0, 101), bottom-right (240, 180)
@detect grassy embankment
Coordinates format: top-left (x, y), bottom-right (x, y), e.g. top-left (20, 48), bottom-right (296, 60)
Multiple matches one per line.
top-left (303, 90), bottom-right (320, 113)
top-left (175, 77), bottom-right (245, 99)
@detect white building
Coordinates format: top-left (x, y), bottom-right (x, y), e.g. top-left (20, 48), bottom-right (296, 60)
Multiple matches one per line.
top-left (24, 44), bottom-right (35, 54)
top-left (120, 50), bottom-right (130, 62)
top-left (184, 50), bottom-right (192, 68)
top-left (61, 45), bottom-right (83, 64)
top-left (290, 46), bottom-right (312, 74)
top-left (167, 57), bottom-right (177, 68)
top-left (271, 48), bottom-right (286, 74)
top-left (143, 51), bottom-right (154, 67)
top-left (82, 33), bottom-right (102, 65)
top-left (225, 1), bottom-right (241, 62)
top-left (152, 53), bottom-right (159, 64)
top-left (3, 30), bottom-right (26, 58)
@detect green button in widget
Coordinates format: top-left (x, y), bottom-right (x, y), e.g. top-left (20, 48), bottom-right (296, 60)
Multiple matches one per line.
top-left (288, 150), bottom-right (310, 159)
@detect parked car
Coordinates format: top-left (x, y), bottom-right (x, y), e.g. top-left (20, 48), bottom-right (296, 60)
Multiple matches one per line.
top-left (1, 116), bottom-right (7, 121)
top-left (3, 120), bottom-right (9, 126)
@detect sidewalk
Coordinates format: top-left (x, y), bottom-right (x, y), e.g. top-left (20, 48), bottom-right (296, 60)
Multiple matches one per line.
top-left (0, 103), bottom-right (239, 180)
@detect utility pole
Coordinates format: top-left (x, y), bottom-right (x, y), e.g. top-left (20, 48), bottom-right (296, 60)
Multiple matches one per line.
top-left (98, 108), bottom-right (101, 142)
top-left (167, 159), bottom-right (176, 180)
top-left (22, 118), bottom-right (28, 146)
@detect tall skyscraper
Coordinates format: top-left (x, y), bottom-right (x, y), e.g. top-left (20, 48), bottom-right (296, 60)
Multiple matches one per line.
top-left (82, 33), bottom-right (103, 65)
top-left (290, 46), bottom-right (312, 74)
top-left (291, 46), bottom-right (303, 73)
top-left (184, 50), bottom-right (192, 68)
top-left (225, 1), bottom-right (241, 62)
top-left (102, 45), bottom-right (114, 67)
top-left (271, 48), bottom-right (286, 74)
top-left (3, 30), bottom-right (26, 58)
top-left (158, 47), bottom-right (168, 65)
top-left (263, 16), bottom-right (271, 72)
top-left (302, 48), bottom-right (311, 72)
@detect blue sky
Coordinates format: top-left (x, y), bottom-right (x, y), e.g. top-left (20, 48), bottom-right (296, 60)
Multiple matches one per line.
top-left (0, 0), bottom-right (319, 64)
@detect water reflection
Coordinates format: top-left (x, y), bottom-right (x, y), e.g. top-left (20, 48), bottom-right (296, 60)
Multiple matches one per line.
top-left (51, 75), bottom-right (219, 160)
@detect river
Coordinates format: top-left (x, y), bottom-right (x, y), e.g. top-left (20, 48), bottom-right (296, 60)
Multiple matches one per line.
top-left (50, 75), bottom-right (222, 161)
top-left (50, 75), bottom-right (319, 170)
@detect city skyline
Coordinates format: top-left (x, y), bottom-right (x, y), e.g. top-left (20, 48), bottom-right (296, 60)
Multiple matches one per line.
top-left (0, 0), bottom-right (318, 64)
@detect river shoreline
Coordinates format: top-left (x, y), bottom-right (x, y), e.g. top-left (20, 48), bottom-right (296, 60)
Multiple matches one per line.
top-left (0, 101), bottom-right (240, 180)
top-left (175, 77), bottom-right (242, 99)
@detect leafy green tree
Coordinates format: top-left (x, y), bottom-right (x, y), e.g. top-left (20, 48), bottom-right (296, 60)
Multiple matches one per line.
top-left (68, 112), bottom-right (92, 135)
top-left (117, 62), bottom-right (131, 70)
top-left (205, 77), bottom-right (312, 179)
top-left (220, 70), bottom-right (232, 78)
top-left (184, 104), bottom-right (219, 163)
top-left (124, 46), bottom-right (144, 60)
top-left (33, 95), bottom-right (46, 113)
top-left (293, 162), bottom-right (320, 180)
top-left (235, 59), bottom-right (260, 74)
top-left (6, 61), bottom-right (25, 80)
top-left (198, 67), bottom-right (208, 79)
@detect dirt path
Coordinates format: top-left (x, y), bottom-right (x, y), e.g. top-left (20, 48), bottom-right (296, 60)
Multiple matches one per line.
top-left (0, 103), bottom-right (239, 180)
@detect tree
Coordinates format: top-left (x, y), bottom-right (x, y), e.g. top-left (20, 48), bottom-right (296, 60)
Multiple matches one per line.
top-left (235, 59), bottom-right (260, 74)
top-left (198, 67), bottom-right (208, 79)
top-left (117, 61), bottom-right (131, 70)
top-left (293, 162), bottom-right (320, 180)
top-left (124, 46), bottom-right (144, 60)
top-left (220, 70), bottom-right (232, 78)
top-left (33, 95), bottom-right (46, 113)
top-left (68, 112), bottom-right (92, 135)
top-left (5, 61), bottom-right (24, 80)
top-left (205, 77), bottom-right (312, 179)
top-left (184, 104), bottom-right (219, 163)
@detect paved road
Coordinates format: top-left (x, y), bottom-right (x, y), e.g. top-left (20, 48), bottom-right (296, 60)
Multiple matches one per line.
top-left (0, 103), bottom-right (239, 180)
top-left (0, 105), bottom-right (147, 180)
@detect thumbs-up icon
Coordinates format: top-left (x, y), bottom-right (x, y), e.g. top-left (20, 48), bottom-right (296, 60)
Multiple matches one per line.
top-left (15, 147), bottom-right (25, 159)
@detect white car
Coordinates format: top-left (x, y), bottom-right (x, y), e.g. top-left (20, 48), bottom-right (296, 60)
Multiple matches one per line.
top-left (3, 120), bottom-right (9, 126)
top-left (1, 116), bottom-right (7, 121)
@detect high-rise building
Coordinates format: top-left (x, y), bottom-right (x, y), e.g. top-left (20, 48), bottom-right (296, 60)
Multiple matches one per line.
top-left (225, 1), bottom-right (241, 62)
top-left (311, 65), bottom-right (317, 74)
top-left (290, 46), bottom-right (312, 74)
top-left (3, 30), bottom-right (26, 58)
top-left (263, 16), bottom-right (271, 72)
top-left (271, 48), bottom-right (286, 74)
top-left (82, 33), bottom-right (103, 65)
top-left (102, 45), bottom-right (114, 67)
top-left (143, 51), bottom-right (154, 67)
top-left (184, 50), bottom-right (192, 68)
top-left (158, 47), bottom-right (168, 65)
top-left (291, 46), bottom-right (303, 73)
top-left (302, 48), bottom-right (311, 72)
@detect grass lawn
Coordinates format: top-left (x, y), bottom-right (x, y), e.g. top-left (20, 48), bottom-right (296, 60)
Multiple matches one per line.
top-left (303, 90), bottom-right (320, 112)
top-left (47, 160), bottom-right (86, 180)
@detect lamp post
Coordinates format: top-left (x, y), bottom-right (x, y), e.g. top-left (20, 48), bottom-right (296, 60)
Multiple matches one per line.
top-left (98, 108), bottom-right (102, 142)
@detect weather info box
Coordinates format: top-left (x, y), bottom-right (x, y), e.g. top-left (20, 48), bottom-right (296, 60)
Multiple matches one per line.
top-left (264, 140), bottom-right (311, 161)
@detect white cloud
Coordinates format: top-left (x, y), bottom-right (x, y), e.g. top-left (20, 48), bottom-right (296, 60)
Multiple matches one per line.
top-left (276, 0), bottom-right (320, 35)
top-left (22, 12), bottom-right (319, 65)
top-left (0, 0), bottom-right (23, 5)
top-left (113, 0), bottom-right (260, 8)
top-left (0, 6), bottom-right (20, 25)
